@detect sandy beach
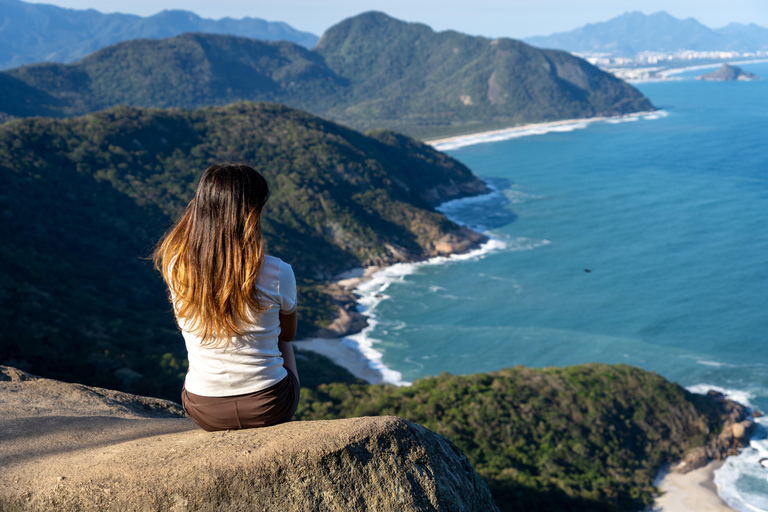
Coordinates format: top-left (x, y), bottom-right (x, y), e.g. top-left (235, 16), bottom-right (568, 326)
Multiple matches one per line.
top-left (423, 111), bottom-right (656, 149)
top-left (294, 265), bottom-right (390, 385)
top-left (297, 336), bottom-right (387, 384)
top-left (653, 461), bottom-right (735, 512)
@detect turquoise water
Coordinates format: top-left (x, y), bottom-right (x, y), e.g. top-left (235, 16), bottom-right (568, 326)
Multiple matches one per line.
top-left (352, 62), bottom-right (768, 510)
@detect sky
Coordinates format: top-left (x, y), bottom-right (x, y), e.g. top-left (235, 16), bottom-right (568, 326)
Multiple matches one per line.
top-left (24, 0), bottom-right (768, 39)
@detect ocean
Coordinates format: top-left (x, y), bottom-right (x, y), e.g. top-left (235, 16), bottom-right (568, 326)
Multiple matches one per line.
top-left (347, 62), bottom-right (768, 511)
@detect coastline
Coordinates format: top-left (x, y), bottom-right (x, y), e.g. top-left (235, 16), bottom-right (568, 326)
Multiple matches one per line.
top-left (295, 236), bottom-right (505, 386)
top-left (295, 108), bottom-right (751, 511)
top-left (423, 110), bottom-right (659, 150)
top-left (295, 265), bottom-right (390, 384)
top-left (653, 461), bottom-right (735, 512)
top-left (295, 107), bottom-right (667, 384)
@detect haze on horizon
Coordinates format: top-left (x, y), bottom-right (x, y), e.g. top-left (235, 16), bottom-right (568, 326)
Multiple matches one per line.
top-left (22, 0), bottom-right (768, 39)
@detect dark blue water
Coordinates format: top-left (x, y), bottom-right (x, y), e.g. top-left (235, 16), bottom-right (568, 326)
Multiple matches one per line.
top-left (351, 62), bottom-right (768, 510)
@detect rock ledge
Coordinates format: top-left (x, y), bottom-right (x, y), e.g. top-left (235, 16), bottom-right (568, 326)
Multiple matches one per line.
top-left (0, 366), bottom-right (497, 511)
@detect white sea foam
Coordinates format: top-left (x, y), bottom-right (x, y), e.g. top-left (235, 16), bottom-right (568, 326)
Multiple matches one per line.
top-left (342, 236), bottom-right (507, 386)
top-left (502, 188), bottom-right (545, 204)
top-left (688, 384), bottom-right (768, 512)
top-left (642, 111), bottom-right (669, 121)
top-left (430, 111), bottom-right (666, 151)
top-left (696, 360), bottom-right (738, 368)
top-left (686, 383), bottom-right (755, 408)
top-left (714, 420), bottom-right (768, 512)
top-left (341, 318), bottom-right (409, 385)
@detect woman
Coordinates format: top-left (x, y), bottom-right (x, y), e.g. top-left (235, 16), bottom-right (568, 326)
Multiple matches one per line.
top-left (154, 163), bottom-right (299, 431)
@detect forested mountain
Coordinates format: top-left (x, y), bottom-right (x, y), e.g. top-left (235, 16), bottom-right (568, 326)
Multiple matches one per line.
top-left (296, 364), bottom-right (735, 512)
top-left (0, 101), bottom-right (486, 399)
top-left (524, 11), bottom-right (768, 56)
top-left (0, 0), bottom-right (318, 70)
top-left (0, 12), bottom-right (653, 138)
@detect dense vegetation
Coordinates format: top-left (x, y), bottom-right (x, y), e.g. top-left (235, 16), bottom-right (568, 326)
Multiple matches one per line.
top-left (0, 0), bottom-right (318, 70)
top-left (0, 102), bottom-right (485, 399)
top-left (0, 12), bottom-right (654, 138)
top-left (297, 364), bottom-right (723, 512)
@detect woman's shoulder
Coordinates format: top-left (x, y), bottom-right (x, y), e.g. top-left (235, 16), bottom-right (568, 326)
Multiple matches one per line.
top-left (263, 254), bottom-right (292, 271)
top-left (261, 255), bottom-right (294, 284)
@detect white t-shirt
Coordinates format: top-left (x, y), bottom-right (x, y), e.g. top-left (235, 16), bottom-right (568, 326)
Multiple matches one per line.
top-left (178, 255), bottom-right (297, 397)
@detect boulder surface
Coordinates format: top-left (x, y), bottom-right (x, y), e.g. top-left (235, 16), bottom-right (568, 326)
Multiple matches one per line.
top-left (0, 366), bottom-right (498, 511)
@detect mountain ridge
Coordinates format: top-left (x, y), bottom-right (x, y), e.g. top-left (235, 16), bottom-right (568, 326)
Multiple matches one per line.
top-left (0, 11), bottom-right (654, 138)
top-left (0, 0), bottom-right (319, 69)
top-left (524, 10), bottom-right (768, 56)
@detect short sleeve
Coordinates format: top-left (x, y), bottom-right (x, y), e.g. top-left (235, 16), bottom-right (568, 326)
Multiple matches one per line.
top-left (278, 262), bottom-right (297, 314)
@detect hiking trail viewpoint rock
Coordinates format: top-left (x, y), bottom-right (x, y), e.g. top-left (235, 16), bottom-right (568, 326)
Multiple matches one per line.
top-left (0, 366), bottom-right (498, 511)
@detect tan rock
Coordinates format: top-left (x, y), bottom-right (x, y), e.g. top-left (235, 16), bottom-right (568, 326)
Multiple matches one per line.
top-left (732, 420), bottom-right (755, 440)
top-left (0, 367), bottom-right (498, 511)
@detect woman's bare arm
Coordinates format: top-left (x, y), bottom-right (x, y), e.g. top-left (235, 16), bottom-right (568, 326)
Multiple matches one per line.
top-left (278, 310), bottom-right (299, 386)
top-left (278, 310), bottom-right (297, 342)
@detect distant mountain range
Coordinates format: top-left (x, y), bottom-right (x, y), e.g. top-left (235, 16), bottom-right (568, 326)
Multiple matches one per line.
top-left (0, 11), bottom-right (653, 138)
top-left (525, 11), bottom-right (768, 56)
top-left (0, 0), bottom-right (319, 69)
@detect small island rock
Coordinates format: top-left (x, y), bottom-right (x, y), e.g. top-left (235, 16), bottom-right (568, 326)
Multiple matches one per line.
top-left (697, 64), bottom-right (760, 81)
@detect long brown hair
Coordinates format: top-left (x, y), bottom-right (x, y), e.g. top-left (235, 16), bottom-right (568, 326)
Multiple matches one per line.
top-left (154, 163), bottom-right (270, 345)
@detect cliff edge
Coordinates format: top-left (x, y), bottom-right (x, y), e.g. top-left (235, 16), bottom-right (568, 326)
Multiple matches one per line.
top-left (0, 366), bottom-right (497, 511)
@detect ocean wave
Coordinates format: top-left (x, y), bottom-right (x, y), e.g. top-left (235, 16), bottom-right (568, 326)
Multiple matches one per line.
top-left (696, 360), bottom-right (738, 368)
top-left (689, 383), bottom-right (768, 512)
top-left (642, 111), bottom-right (669, 121)
top-left (687, 383), bottom-right (756, 408)
top-left (714, 419), bottom-right (768, 512)
top-left (338, 177), bottom-right (547, 386)
top-left (502, 188), bottom-right (545, 204)
top-left (345, 236), bottom-right (507, 386)
top-left (341, 319), bottom-right (409, 386)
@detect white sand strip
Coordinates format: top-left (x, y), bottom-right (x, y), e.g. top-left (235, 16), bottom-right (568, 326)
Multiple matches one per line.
top-left (653, 461), bottom-right (734, 512)
top-left (423, 111), bottom-right (656, 146)
top-left (296, 337), bottom-right (387, 384)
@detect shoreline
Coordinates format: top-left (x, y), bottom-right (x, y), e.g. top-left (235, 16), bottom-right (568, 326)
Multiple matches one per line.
top-left (423, 110), bottom-right (659, 150)
top-left (294, 107), bottom-right (665, 383)
top-left (295, 236), bottom-right (504, 385)
top-left (295, 265), bottom-right (390, 384)
top-left (296, 108), bottom-right (751, 511)
top-left (653, 461), bottom-right (735, 512)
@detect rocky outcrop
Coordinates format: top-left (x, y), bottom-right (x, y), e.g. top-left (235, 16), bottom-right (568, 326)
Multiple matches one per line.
top-left (0, 366), bottom-right (498, 511)
top-left (422, 178), bottom-right (491, 206)
top-left (697, 64), bottom-right (760, 81)
top-left (673, 390), bottom-right (756, 473)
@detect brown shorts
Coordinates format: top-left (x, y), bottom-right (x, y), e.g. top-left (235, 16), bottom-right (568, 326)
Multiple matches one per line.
top-left (181, 369), bottom-right (300, 432)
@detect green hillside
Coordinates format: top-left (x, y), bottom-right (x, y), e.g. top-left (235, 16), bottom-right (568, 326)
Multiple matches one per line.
top-left (0, 12), bottom-right (654, 138)
top-left (297, 364), bottom-right (726, 512)
top-left (315, 12), bottom-right (654, 137)
top-left (0, 101), bottom-right (486, 399)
